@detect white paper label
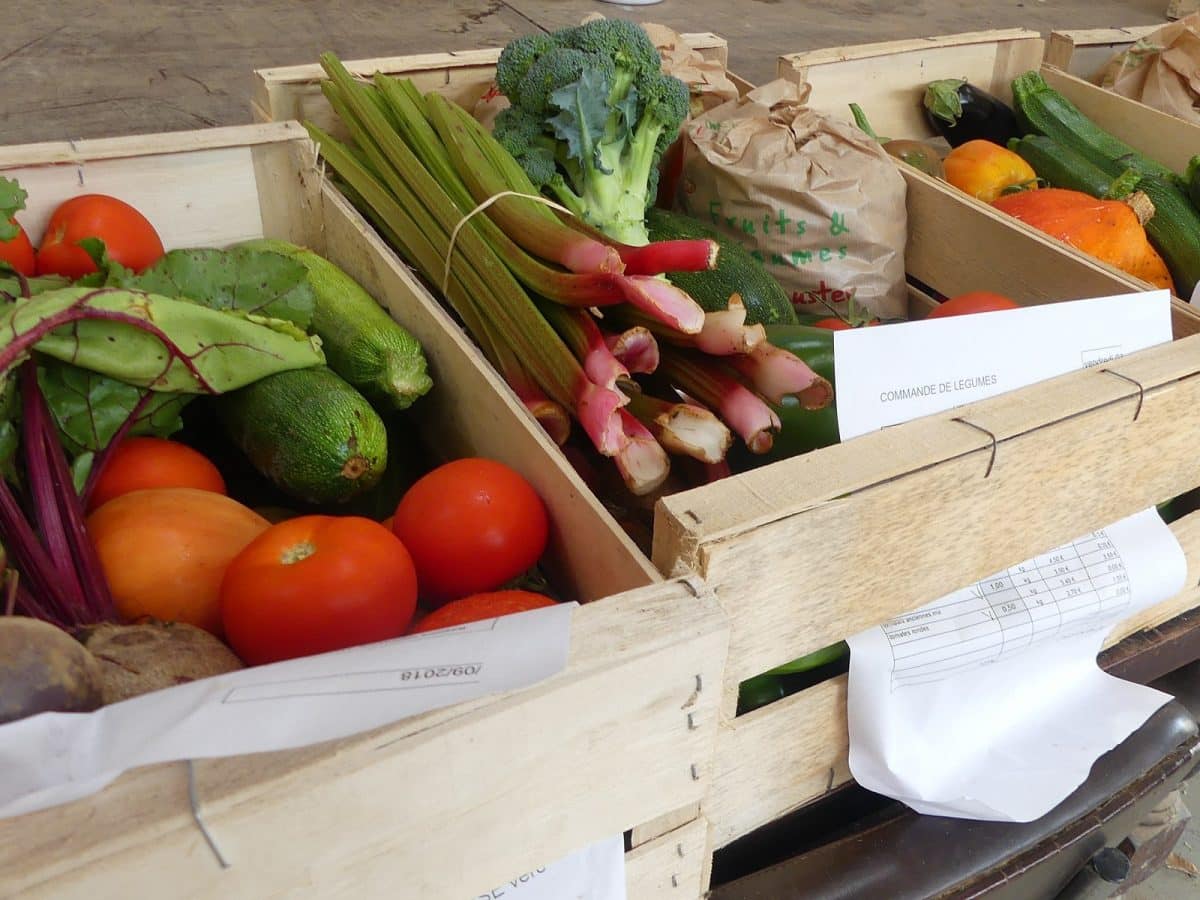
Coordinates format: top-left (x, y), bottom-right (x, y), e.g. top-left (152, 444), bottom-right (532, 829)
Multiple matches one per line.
top-left (833, 290), bottom-right (1172, 440)
top-left (0, 603), bottom-right (575, 819)
top-left (846, 509), bottom-right (1186, 821)
top-left (474, 835), bottom-right (627, 900)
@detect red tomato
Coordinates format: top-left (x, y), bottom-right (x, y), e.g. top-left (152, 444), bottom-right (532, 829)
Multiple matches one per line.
top-left (88, 437), bottom-right (226, 513)
top-left (0, 220), bottom-right (35, 276)
top-left (392, 458), bottom-right (549, 606)
top-left (409, 590), bottom-right (557, 634)
top-left (926, 291), bottom-right (1021, 319)
top-left (811, 316), bottom-right (879, 330)
top-left (35, 194), bottom-right (164, 279)
top-left (220, 515), bottom-right (418, 665)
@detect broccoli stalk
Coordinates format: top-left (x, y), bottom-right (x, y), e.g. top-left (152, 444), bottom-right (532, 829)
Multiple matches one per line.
top-left (494, 20), bottom-right (689, 247)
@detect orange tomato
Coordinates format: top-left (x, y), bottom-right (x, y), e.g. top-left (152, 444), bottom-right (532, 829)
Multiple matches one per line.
top-left (87, 437), bottom-right (226, 513)
top-left (409, 590), bottom-right (557, 634)
top-left (0, 220), bottom-right (35, 276)
top-left (925, 291), bottom-right (1021, 319)
top-left (36, 194), bottom-right (164, 279)
top-left (87, 488), bottom-right (271, 636)
top-left (220, 516), bottom-right (418, 665)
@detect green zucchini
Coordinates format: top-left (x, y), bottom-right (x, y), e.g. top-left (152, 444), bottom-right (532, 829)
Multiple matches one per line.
top-left (217, 366), bottom-right (388, 505)
top-left (236, 238), bottom-right (432, 411)
top-left (1010, 71), bottom-right (1174, 181)
top-left (1009, 135), bottom-right (1140, 199)
top-left (645, 207), bottom-right (798, 326)
top-left (1132, 175), bottom-right (1200, 299)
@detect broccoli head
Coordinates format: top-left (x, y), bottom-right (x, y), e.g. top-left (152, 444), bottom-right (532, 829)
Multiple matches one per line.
top-left (493, 19), bottom-right (690, 246)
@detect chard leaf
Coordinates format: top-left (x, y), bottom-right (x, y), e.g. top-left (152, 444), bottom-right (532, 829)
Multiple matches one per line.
top-left (549, 67), bottom-right (615, 174)
top-left (0, 274), bottom-right (72, 302)
top-left (0, 379), bottom-right (17, 482)
top-left (37, 362), bottom-right (189, 458)
top-left (109, 247), bottom-right (315, 328)
top-left (0, 176), bottom-right (27, 243)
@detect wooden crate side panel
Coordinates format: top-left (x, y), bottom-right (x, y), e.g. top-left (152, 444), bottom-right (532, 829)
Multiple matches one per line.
top-left (1040, 65), bottom-right (1200, 174)
top-left (0, 582), bottom-right (728, 900)
top-left (252, 33), bottom-right (729, 138)
top-left (707, 511), bottom-right (1200, 847)
top-left (316, 185), bottom-right (659, 601)
top-left (1044, 26), bottom-right (1161, 78)
top-left (777, 32), bottom-right (1044, 144)
top-left (655, 334), bottom-right (1200, 689)
top-left (626, 816), bottom-right (709, 900)
top-left (1, 145), bottom-right (266, 251)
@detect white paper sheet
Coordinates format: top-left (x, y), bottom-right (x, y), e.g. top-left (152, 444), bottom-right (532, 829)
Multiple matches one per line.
top-left (833, 290), bottom-right (1172, 440)
top-left (846, 509), bottom-right (1187, 822)
top-left (473, 835), bottom-right (627, 900)
top-left (0, 603), bottom-right (575, 819)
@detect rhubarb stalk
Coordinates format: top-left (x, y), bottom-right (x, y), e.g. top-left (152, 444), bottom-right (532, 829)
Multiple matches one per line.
top-left (658, 349), bottom-right (781, 454)
top-left (627, 392), bottom-right (732, 464)
top-left (610, 295), bottom-right (765, 355)
top-left (541, 304), bottom-right (634, 394)
top-left (604, 326), bottom-right (659, 375)
top-left (727, 342), bottom-right (833, 408)
top-left (613, 409), bottom-right (670, 496)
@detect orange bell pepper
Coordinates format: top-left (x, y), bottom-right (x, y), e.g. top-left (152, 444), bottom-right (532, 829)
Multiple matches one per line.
top-left (943, 139), bottom-right (1040, 203)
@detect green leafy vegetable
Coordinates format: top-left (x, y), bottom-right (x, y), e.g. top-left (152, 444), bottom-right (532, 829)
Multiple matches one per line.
top-left (36, 362), bottom-right (188, 457)
top-left (0, 176), bottom-right (27, 244)
top-left (105, 246), bottom-right (316, 329)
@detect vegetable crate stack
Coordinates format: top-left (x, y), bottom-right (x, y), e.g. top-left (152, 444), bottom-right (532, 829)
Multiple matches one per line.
top-left (0, 124), bottom-right (734, 898)
top-left (250, 24), bottom-right (1200, 894)
top-left (778, 28), bottom-right (1200, 314)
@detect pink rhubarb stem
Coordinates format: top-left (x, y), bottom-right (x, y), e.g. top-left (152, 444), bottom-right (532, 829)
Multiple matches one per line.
top-left (627, 392), bottom-right (732, 464)
top-left (618, 239), bottom-right (720, 276)
top-left (574, 376), bottom-right (631, 458)
top-left (616, 276), bottom-right (705, 335)
top-left (543, 304), bottom-right (633, 393)
top-left (614, 409), bottom-right (671, 496)
top-left (727, 342), bottom-right (833, 408)
top-left (694, 296), bottom-right (767, 355)
top-left (659, 349), bottom-right (781, 454)
top-left (604, 326), bottom-right (659, 375)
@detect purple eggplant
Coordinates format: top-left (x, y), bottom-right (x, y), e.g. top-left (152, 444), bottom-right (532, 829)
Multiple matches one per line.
top-left (923, 78), bottom-right (1020, 147)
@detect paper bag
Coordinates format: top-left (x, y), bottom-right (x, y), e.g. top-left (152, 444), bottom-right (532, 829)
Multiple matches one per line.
top-left (1097, 14), bottom-right (1200, 124)
top-left (678, 78), bottom-right (908, 320)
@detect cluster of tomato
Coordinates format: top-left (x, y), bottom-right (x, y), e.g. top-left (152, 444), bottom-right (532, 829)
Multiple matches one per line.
top-left (87, 438), bottom-right (556, 667)
top-left (2, 194), bottom-right (165, 278)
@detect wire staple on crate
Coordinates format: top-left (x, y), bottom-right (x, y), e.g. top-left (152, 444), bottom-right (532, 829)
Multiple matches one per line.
top-left (1099, 368), bottom-right (1146, 422)
top-left (188, 760), bottom-right (231, 869)
top-left (951, 416), bottom-right (998, 479)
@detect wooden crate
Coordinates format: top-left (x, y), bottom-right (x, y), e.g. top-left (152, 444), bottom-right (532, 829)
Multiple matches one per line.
top-left (1043, 25), bottom-right (1163, 80)
top-left (254, 40), bottom-right (1200, 891)
top-left (0, 125), bottom-right (734, 899)
top-left (778, 29), bottom-right (1200, 315)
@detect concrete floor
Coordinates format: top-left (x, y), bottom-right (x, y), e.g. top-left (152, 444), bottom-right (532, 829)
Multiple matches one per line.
top-left (4, 1), bottom-right (1200, 897)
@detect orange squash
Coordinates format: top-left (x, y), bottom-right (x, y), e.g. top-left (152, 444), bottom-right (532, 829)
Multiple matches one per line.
top-left (88, 488), bottom-right (271, 636)
top-left (992, 188), bottom-right (1173, 291)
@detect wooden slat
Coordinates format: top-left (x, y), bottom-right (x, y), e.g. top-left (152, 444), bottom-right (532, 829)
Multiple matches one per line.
top-left (251, 33), bottom-right (729, 138)
top-left (626, 816), bottom-right (710, 900)
top-left (776, 31), bottom-right (1045, 144)
top-left (0, 581), bottom-right (729, 900)
top-left (704, 511), bottom-right (1200, 848)
top-left (1043, 26), bottom-right (1161, 77)
top-left (1040, 64), bottom-right (1200, 174)
top-left (655, 333), bottom-right (1200, 691)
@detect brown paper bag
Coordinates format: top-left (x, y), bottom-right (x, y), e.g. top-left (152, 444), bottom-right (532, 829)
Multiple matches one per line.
top-left (678, 78), bottom-right (909, 320)
top-left (1097, 14), bottom-right (1200, 124)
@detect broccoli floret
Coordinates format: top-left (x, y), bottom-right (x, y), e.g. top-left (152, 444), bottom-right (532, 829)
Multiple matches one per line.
top-left (493, 19), bottom-right (690, 246)
top-left (496, 33), bottom-right (555, 101)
